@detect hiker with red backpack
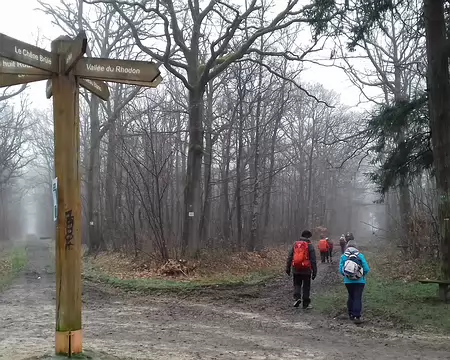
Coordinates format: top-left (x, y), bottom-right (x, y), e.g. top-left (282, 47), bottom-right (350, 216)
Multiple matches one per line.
top-left (318, 235), bottom-right (330, 263)
top-left (285, 230), bottom-right (317, 309)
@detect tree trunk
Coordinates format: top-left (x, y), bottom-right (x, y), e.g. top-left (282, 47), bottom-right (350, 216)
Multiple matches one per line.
top-left (87, 96), bottom-right (102, 252)
top-left (264, 70), bottom-right (286, 230)
top-left (391, 24), bottom-right (412, 248)
top-left (235, 69), bottom-right (245, 251)
top-left (424, 0), bottom-right (450, 279)
top-left (181, 87), bottom-right (204, 257)
top-left (248, 65), bottom-right (263, 251)
top-left (199, 82), bottom-right (214, 246)
top-left (175, 111), bottom-right (183, 242)
top-left (105, 120), bottom-right (117, 250)
top-left (221, 127), bottom-right (232, 242)
top-left (306, 116), bottom-right (316, 228)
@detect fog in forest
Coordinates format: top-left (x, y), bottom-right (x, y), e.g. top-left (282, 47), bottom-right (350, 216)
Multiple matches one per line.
top-left (1, 102), bottom-right (387, 252)
top-left (2, 0), bottom-right (450, 358)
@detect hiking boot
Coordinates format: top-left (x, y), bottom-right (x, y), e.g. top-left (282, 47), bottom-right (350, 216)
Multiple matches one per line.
top-left (353, 317), bottom-right (363, 324)
top-left (303, 304), bottom-right (313, 310)
top-left (293, 299), bottom-right (302, 308)
top-left (349, 315), bottom-right (355, 321)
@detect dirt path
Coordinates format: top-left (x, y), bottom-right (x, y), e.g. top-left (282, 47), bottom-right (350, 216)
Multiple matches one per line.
top-left (1, 239), bottom-right (450, 360)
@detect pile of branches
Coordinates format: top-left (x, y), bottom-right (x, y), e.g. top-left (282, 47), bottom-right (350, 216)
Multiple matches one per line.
top-left (158, 259), bottom-right (198, 277)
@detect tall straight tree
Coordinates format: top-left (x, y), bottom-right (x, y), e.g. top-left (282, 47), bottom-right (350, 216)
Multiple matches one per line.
top-left (423, 0), bottom-right (450, 278)
top-left (90, 0), bottom-right (336, 255)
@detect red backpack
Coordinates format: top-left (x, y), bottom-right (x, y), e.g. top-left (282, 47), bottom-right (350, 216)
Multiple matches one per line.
top-left (292, 241), bottom-right (311, 271)
top-left (318, 239), bottom-right (328, 252)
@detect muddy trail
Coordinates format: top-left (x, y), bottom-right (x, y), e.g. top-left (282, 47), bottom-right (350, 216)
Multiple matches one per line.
top-left (1, 238), bottom-right (450, 359)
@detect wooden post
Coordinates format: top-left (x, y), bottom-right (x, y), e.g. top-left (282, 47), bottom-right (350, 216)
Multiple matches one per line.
top-left (0, 30), bottom-right (161, 357)
top-left (52, 35), bottom-right (82, 355)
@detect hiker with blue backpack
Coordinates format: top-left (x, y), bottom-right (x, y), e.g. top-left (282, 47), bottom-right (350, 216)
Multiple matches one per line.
top-left (286, 230), bottom-right (317, 309)
top-left (339, 244), bottom-right (370, 324)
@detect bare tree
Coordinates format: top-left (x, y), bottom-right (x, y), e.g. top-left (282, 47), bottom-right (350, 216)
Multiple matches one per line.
top-left (87, 0), bottom-right (338, 255)
top-left (39, 0), bottom-right (144, 251)
top-left (0, 98), bottom-right (32, 187)
top-left (0, 97), bottom-right (32, 241)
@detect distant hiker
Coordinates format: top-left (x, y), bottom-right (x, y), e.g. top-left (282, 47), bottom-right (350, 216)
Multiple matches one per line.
top-left (286, 230), bottom-right (317, 309)
top-left (346, 239), bottom-right (357, 249)
top-left (339, 246), bottom-right (370, 324)
top-left (339, 234), bottom-right (346, 254)
top-left (345, 232), bottom-right (354, 243)
top-left (318, 235), bottom-right (330, 263)
top-left (326, 237), bottom-right (334, 263)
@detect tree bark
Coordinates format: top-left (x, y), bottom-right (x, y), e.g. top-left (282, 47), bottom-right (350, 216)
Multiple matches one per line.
top-left (181, 87), bottom-right (204, 257)
top-left (199, 82), bottom-right (214, 246)
top-left (221, 126), bottom-right (232, 242)
top-left (105, 119), bottom-right (117, 249)
top-left (235, 67), bottom-right (245, 251)
top-left (248, 63), bottom-right (263, 251)
top-left (306, 113), bottom-right (316, 228)
top-left (87, 97), bottom-right (102, 252)
top-left (264, 69), bottom-right (286, 230)
top-left (424, 0), bottom-right (450, 279)
top-left (392, 20), bottom-right (412, 248)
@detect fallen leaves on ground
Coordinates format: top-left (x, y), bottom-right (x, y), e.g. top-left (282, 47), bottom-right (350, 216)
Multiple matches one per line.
top-left (85, 246), bottom-right (288, 282)
top-left (367, 246), bottom-right (438, 281)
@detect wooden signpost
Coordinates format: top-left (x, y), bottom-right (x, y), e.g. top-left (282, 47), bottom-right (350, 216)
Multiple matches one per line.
top-left (0, 31), bottom-right (162, 357)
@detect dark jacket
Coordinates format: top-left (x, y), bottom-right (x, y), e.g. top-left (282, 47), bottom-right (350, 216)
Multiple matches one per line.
top-left (286, 237), bottom-right (317, 276)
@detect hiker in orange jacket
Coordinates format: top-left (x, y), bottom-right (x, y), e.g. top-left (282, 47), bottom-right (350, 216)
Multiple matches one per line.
top-left (318, 235), bottom-right (330, 263)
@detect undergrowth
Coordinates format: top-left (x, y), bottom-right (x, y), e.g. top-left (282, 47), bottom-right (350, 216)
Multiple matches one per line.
top-left (0, 246), bottom-right (27, 290)
top-left (84, 267), bottom-right (280, 293)
top-left (84, 247), bottom-right (286, 292)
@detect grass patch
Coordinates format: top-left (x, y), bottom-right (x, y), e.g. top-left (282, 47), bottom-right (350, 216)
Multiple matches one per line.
top-left (84, 266), bottom-right (280, 293)
top-left (0, 246), bottom-right (27, 290)
top-left (314, 250), bottom-right (450, 333)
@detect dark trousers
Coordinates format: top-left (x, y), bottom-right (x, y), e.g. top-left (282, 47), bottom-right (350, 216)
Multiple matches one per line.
top-left (320, 251), bottom-right (329, 263)
top-left (293, 273), bottom-right (311, 307)
top-left (328, 248), bottom-right (333, 261)
top-left (340, 243), bottom-right (346, 254)
top-left (345, 283), bottom-right (365, 318)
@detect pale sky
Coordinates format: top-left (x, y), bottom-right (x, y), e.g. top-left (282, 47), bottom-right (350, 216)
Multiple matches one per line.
top-left (0, 0), bottom-right (378, 110)
top-left (0, 0), bottom-right (58, 109)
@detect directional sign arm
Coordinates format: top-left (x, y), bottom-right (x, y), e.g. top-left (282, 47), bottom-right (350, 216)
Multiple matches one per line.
top-left (0, 74), bottom-right (50, 88)
top-left (0, 33), bottom-right (55, 73)
top-left (63, 31), bottom-right (87, 74)
top-left (79, 78), bottom-right (110, 101)
top-left (74, 57), bottom-right (160, 84)
top-left (0, 56), bottom-right (51, 75)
